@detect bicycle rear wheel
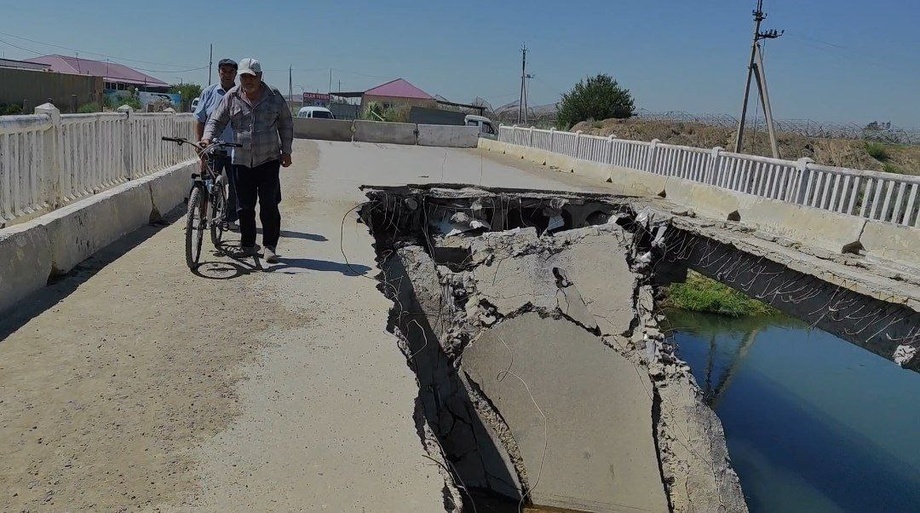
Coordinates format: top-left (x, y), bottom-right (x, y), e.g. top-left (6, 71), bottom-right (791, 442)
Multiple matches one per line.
top-left (209, 180), bottom-right (226, 247)
top-left (185, 186), bottom-right (205, 268)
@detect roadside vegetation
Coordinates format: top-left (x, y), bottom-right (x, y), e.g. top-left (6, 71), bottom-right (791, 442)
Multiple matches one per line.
top-left (663, 270), bottom-right (779, 317)
top-left (556, 73), bottom-right (635, 129)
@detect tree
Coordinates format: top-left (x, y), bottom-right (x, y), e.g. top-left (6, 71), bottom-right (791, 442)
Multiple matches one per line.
top-left (556, 74), bottom-right (635, 129)
top-left (169, 83), bottom-right (203, 111)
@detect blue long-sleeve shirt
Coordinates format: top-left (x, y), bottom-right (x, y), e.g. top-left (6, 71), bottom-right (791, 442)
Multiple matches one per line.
top-left (194, 83), bottom-right (235, 144)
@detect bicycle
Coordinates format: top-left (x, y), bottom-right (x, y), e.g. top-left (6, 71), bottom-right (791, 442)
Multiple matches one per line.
top-left (161, 136), bottom-right (242, 269)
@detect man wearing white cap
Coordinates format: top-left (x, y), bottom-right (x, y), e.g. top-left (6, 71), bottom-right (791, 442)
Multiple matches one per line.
top-left (202, 57), bottom-right (293, 263)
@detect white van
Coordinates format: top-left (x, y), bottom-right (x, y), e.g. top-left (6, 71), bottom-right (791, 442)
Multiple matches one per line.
top-left (297, 106), bottom-right (335, 119)
top-left (464, 114), bottom-right (497, 139)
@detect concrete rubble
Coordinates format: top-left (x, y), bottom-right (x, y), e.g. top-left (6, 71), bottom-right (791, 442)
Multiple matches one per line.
top-left (361, 184), bottom-right (749, 512)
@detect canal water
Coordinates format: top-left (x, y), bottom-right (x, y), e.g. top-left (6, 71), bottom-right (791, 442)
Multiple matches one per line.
top-left (666, 310), bottom-right (920, 513)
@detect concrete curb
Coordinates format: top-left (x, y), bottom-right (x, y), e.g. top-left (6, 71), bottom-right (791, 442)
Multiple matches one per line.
top-left (0, 159), bottom-right (196, 314)
top-left (479, 138), bottom-right (919, 266)
top-left (292, 119), bottom-right (482, 148)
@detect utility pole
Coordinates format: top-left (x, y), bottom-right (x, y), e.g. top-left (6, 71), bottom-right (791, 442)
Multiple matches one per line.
top-left (328, 69), bottom-right (333, 94)
top-left (289, 66), bottom-right (293, 103)
top-left (518, 44), bottom-right (526, 124)
top-left (733, 0), bottom-right (783, 157)
top-left (208, 44), bottom-right (213, 86)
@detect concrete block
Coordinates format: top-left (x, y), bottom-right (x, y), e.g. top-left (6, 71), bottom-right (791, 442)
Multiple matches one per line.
top-left (293, 118), bottom-right (354, 142)
top-left (742, 199), bottom-right (863, 255)
top-left (144, 160), bottom-right (196, 222)
top-left (0, 222), bottom-right (53, 314)
top-left (416, 124), bottom-right (479, 147)
top-left (857, 220), bottom-right (920, 266)
top-left (353, 120), bottom-right (418, 145)
top-left (609, 166), bottom-right (668, 197)
top-left (41, 179), bottom-right (153, 275)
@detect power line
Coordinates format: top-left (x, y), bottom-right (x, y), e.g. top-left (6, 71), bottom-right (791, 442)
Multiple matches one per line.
top-left (0, 30), bottom-right (201, 69)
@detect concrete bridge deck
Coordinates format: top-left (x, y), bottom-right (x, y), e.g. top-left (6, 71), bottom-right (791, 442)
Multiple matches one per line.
top-left (0, 140), bottom-right (605, 512)
top-left (1, 139), bottom-right (917, 511)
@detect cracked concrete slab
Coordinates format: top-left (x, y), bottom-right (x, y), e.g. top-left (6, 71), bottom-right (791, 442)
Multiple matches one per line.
top-left (463, 313), bottom-right (669, 512)
top-left (360, 185), bottom-right (752, 512)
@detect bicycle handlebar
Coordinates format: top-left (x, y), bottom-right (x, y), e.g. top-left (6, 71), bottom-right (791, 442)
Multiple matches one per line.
top-left (160, 136), bottom-right (243, 149)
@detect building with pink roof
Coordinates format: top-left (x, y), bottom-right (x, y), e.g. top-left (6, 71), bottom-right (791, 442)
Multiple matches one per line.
top-left (25, 55), bottom-right (170, 92)
top-left (360, 78), bottom-right (437, 115)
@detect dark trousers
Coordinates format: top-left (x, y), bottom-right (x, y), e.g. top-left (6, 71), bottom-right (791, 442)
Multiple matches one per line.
top-left (214, 154), bottom-right (238, 222)
top-left (235, 160), bottom-right (281, 249)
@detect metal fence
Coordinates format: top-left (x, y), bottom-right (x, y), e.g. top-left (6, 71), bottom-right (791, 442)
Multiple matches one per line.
top-left (0, 106), bottom-right (195, 226)
top-left (498, 125), bottom-right (920, 228)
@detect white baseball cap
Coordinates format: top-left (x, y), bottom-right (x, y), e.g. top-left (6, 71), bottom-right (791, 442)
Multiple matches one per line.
top-left (238, 58), bottom-right (262, 76)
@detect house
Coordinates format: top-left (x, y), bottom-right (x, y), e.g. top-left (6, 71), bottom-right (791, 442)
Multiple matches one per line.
top-left (0, 57), bottom-right (52, 72)
top-left (359, 78), bottom-right (437, 114)
top-left (25, 54), bottom-right (169, 92)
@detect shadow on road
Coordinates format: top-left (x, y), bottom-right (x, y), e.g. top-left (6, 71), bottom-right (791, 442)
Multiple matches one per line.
top-left (0, 209), bottom-right (184, 342)
top-left (280, 230), bottom-right (328, 242)
top-left (262, 257), bottom-right (372, 275)
top-left (191, 260), bottom-right (254, 280)
top-left (254, 227), bottom-right (328, 242)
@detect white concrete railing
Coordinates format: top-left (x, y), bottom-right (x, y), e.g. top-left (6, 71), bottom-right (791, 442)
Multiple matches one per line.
top-left (0, 105), bottom-right (195, 226)
top-left (499, 125), bottom-right (920, 228)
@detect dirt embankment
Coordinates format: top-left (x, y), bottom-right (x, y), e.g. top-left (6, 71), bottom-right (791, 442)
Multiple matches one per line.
top-left (572, 118), bottom-right (920, 176)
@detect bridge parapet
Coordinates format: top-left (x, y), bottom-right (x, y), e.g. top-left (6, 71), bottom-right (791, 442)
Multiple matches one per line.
top-left (499, 125), bottom-right (920, 229)
top-left (0, 104), bottom-right (195, 227)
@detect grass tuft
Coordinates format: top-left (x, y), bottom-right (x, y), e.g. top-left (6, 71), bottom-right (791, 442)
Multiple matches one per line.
top-left (664, 271), bottom-right (779, 317)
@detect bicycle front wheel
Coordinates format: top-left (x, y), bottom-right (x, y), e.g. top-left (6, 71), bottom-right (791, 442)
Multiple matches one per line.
top-left (209, 182), bottom-right (226, 247)
top-left (186, 186), bottom-right (205, 268)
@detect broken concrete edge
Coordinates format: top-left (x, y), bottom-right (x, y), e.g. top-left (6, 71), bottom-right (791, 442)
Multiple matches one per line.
top-left (479, 137), bottom-right (920, 269)
top-left (0, 159), bottom-right (197, 315)
top-left (292, 117), bottom-right (480, 148)
top-left (359, 190), bottom-right (749, 511)
top-left (362, 183), bottom-right (920, 371)
top-left (628, 283), bottom-right (747, 513)
top-left (664, 211), bottom-right (920, 312)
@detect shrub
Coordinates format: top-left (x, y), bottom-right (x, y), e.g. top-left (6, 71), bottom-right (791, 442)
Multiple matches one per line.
top-left (865, 142), bottom-right (890, 161)
top-left (77, 102), bottom-right (101, 113)
top-left (1, 103), bottom-right (23, 115)
top-left (557, 74), bottom-right (635, 129)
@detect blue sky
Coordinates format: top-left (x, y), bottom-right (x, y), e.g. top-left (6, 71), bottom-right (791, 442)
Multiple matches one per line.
top-left (2, 0), bottom-right (918, 126)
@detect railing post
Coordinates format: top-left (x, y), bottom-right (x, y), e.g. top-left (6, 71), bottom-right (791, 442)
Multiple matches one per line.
top-left (34, 103), bottom-right (63, 209)
top-left (646, 139), bottom-right (660, 173)
top-left (707, 146), bottom-right (723, 186)
top-left (575, 130), bottom-right (582, 159)
top-left (117, 106), bottom-right (135, 179)
top-left (529, 126), bottom-right (535, 148)
top-left (606, 135), bottom-right (616, 165)
top-left (549, 127), bottom-right (556, 152)
top-left (794, 157), bottom-right (814, 205)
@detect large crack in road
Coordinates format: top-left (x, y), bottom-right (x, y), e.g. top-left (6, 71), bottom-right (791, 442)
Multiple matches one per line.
top-left (359, 184), bottom-right (748, 513)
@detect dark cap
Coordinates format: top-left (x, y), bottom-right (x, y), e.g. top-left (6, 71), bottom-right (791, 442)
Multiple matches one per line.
top-left (217, 58), bottom-right (237, 68)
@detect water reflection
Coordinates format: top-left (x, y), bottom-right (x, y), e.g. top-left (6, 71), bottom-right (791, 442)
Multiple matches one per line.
top-left (665, 310), bottom-right (920, 513)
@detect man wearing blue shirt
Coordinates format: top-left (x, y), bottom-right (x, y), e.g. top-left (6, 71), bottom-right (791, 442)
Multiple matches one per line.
top-left (194, 58), bottom-right (239, 226)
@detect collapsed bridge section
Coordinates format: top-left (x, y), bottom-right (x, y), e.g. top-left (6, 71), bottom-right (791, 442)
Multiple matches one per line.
top-left (358, 184), bottom-right (749, 512)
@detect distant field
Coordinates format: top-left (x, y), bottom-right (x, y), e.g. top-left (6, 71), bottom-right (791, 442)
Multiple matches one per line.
top-left (571, 117), bottom-right (920, 176)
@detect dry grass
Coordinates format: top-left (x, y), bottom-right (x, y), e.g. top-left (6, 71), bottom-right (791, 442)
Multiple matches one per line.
top-left (571, 118), bottom-right (920, 175)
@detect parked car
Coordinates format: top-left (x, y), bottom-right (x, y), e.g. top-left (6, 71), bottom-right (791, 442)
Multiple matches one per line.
top-left (297, 106), bottom-right (335, 119)
top-left (464, 114), bottom-right (497, 139)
